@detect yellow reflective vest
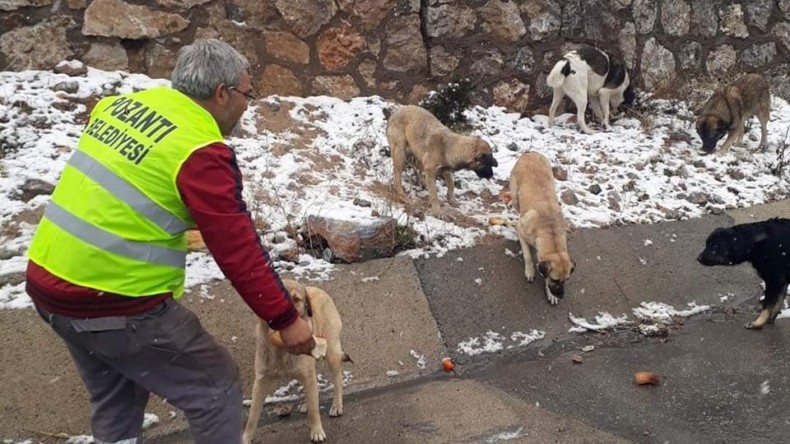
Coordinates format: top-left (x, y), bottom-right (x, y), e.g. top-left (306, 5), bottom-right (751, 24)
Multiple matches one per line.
top-left (28, 87), bottom-right (224, 297)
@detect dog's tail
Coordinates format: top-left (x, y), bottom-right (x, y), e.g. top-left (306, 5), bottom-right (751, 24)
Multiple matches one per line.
top-left (546, 59), bottom-right (572, 89)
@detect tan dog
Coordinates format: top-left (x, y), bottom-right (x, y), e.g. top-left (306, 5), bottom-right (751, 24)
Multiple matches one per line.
top-left (510, 152), bottom-right (575, 305)
top-left (385, 105), bottom-right (498, 217)
top-left (243, 279), bottom-right (346, 444)
top-left (696, 73), bottom-right (770, 154)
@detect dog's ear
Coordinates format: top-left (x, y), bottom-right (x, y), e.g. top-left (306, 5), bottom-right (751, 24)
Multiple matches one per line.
top-left (538, 261), bottom-right (551, 278)
top-left (305, 292), bottom-right (313, 317)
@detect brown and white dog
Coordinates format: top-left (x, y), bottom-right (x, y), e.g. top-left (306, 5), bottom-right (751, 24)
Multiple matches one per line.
top-left (243, 279), bottom-right (347, 444)
top-left (385, 105), bottom-right (498, 218)
top-left (509, 152), bottom-right (575, 305)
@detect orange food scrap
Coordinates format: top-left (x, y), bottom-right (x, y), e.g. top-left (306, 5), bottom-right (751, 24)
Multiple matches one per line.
top-left (634, 371), bottom-right (661, 386)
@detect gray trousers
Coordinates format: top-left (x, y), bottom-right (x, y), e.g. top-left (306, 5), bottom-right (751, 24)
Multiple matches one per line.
top-left (36, 299), bottom-right (243, 444)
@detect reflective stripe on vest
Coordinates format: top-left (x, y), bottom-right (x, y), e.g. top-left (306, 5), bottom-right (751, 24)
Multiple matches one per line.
top-left (68, 150), bottom-right (189, 235)
top-left (44, 201), bottom-right (186, 268)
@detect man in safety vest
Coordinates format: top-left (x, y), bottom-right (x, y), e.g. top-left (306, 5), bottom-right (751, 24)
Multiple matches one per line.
top-left (25, 39), bottom-right (315, 443)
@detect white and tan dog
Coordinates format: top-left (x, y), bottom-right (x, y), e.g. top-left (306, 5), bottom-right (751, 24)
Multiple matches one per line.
top-left (546, 45), bottom-right (634, 134)
top-left (243, 279), bottom-right (347, 444)
top-left (510, 152), bottom-right (575, 305)
top-left (385, 105), bottom-right (498, 217)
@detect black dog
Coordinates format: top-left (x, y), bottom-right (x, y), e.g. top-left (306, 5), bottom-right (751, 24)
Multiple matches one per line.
top-left (697, 218), bottom-right (790, 329)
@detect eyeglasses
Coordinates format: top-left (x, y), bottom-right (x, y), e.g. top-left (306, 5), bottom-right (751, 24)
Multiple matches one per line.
top-left (229, 86), bottom-right (257, 104)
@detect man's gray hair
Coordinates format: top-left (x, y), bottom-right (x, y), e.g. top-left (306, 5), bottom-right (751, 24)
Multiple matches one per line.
top-left (171, 39), bottom-right (250, 99)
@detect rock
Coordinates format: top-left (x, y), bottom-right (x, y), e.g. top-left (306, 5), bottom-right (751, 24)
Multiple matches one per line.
top-left (407, 85), bottom-right (430, 104)
top-left (353, 197), bottom-right (372, 207)
top-left (257, 64), bottom-right (304, 97)
top-left (588, 184), bottom-right (602, 195)
top-left (559, 0), bottom-right (583, 38)
top-left (610, 0), bottom-right (631, 9)
top-left (509, 47), bottom-right (534, 75)
top-left (582, 345), bottom-right (595, 352)
top-left (765, 64), bottom-right (790, 102)
top-left (0, 16), bottom-right (75, 71)
top-left (690, 0), bottom-right (717, 38)
top-left (53, 60), bottom-right (87, 76)
top-left (317, 24), bottom-right (366, 72)
top-left (607, 190), bottom-right (622, 212)
top-left (430, 46), bottom-right (460, 78)
top-left (745, 0), bottom-right (773, 31)
top-left (632, 0), bottom-right (657, 34)
top-left (572, 355), bottom-right (583, 364)
top-left (66, 0), bottom-right (88, 8)
top-left (264, 31), bottom-right (310, 65)
top-left (719, 4), bottom-right (748, 38)
top-left (677, 41), bottom-right (701, 71)
top-left (687, 192), bottom-right (709, 205)
top-left (358, 59), bottom-right (377, 87)
top-left (561, 189), bottom-right (579, 205)
top-left (311, 75), bottom-right (360, 100)
top-left (469, 50), bottom-right (504, 83)
top-left (640, 38), bottom-right (676, 90)
top-left (661, 0), bottom-right (690, 36)
top-left (773, 23), bottom-right (790, 54)
top-left (53, 80), bottom-right (79, 94)
top-left (618, 22), bottom-right (637, 69)
top-left (82, 0), bottom-right (189, 39)
top-left (425, 4), bottom-right (476, 38)
top-left (340, 0), bottom-right (395, 30)
top-left (781, 0), bottom-right (790, 19)
top-left (383, 15), bottom-right (427, 73)
top-left (194, 4), bottom-right (258, 63)
top-left (19, 178), bottom-right (55, 202)
top-left (0, 0), bottom-right (51, 10)
top-left (305, 215), bottom-right (396, 263)
top-left (552, 166), bottom-right (568, 181)
top-left (522, 0), bottom-right (561, 42)
top-left (144, 42), bottom-right (177, 80)
top-left (269, 237), bottom-right (300, 263)
top-left (273, 0), bottom-right (337, 38)
top-left (705, 45), bottom-right (736, 79)
top-left (582, 0), bottom-right (619, 41)
top-left (0, 271), bottom-right (25, 287)
top-left (480, 0), bottom-right (527, 43)
top-left (493, 79), bottom-right (530, 113)
top-left (82, 43), bottom-right (129, 71)
top-left (741, 42), bottom-right (776, 69)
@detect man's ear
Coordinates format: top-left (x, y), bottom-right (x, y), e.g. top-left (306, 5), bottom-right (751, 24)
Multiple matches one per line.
top-left (538, 261), bottom-right (551, 278)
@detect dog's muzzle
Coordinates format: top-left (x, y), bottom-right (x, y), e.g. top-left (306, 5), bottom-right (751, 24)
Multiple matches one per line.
top-left (474, 154), bottom-right (498, 179)
top-left (547, 280), bottom-right (565, 298)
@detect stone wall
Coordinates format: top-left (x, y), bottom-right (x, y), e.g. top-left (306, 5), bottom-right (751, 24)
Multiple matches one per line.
top-left (3, 0), bottom-right (790, 113)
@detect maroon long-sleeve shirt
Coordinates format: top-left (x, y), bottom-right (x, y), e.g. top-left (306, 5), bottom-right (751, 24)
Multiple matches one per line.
top-left (26, 142), bottom-right (298, 330)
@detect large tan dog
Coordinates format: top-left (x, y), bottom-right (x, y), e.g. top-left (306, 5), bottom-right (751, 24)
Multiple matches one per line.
top-left (510, 152), bottom-right (575, 305)
top-left (696, 73), bottom-right (770, 154)
top-left (243, 279), bottom-right (346, 444)
top-left (385, 105), bottom-right (498, 217)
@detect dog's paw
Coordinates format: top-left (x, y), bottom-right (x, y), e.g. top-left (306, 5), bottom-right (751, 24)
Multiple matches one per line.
top-left (744, 322), bottom-right (764, 330)
top-left (310, 426), bottom-right (327, 443)
top-left (524, 268), bottom-right (535, 282)
top-left (298, 402), bottom-right (308, 414)
top-left (329, 403), bottom-right (343, 417)
top-left (241, 432), bottom-right (253, 444)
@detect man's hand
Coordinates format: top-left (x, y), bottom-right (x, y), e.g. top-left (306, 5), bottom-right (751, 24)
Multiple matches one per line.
top-left (278, 317), bottom-right (316, 355)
